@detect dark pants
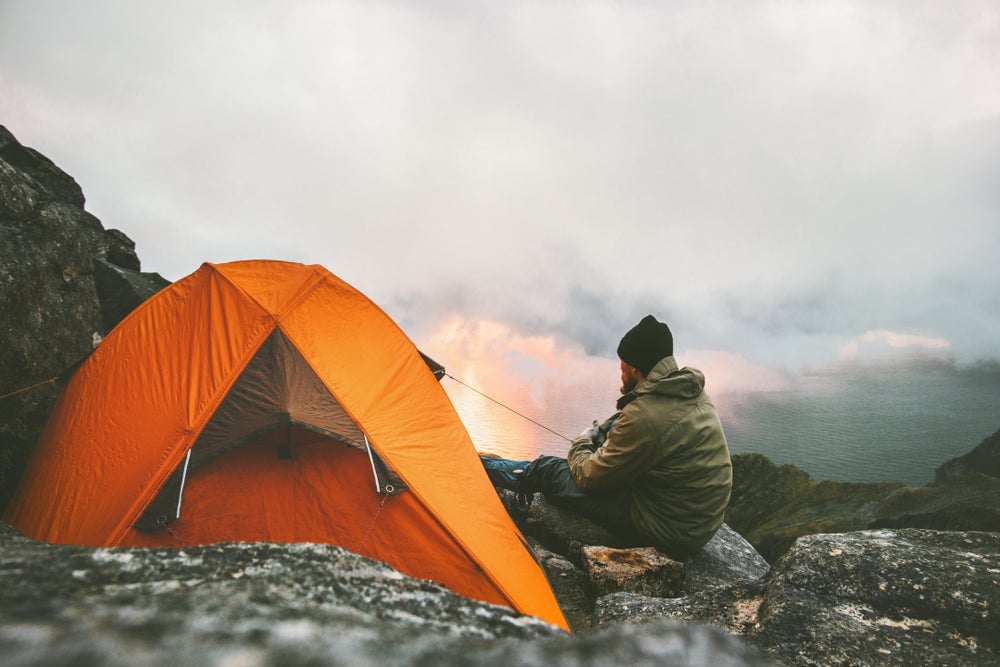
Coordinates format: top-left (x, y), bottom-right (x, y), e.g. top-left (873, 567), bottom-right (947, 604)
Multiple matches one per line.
top-left (481, 454), bottom-right (641, 543)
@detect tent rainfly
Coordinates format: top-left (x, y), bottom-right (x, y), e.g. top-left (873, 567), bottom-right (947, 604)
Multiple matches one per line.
top-left (3, 260), bottom-right (567, 630)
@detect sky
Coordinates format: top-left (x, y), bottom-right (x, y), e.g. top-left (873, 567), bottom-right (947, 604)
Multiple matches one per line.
top-left (2, 1), bottom-right (999, 470)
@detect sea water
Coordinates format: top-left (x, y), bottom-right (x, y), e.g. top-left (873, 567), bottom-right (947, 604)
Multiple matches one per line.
top-left (717, 360), bottom-right (1000, 485)
top-left (447, 358), bottom-right (1000, 486)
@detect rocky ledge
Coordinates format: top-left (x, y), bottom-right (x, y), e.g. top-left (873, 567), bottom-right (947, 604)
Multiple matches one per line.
top-left (0, 521), bottom-right (770, 667)
top-left (3, 514), bottom-right (998, 665)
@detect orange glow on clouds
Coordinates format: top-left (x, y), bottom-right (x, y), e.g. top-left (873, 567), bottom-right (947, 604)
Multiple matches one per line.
top-left (421, 317), bottom-right (803, 459)
top-left (421, 316), bottom-right (618, 460)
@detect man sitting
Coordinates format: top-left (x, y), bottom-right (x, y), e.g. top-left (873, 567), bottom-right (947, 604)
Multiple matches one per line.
top-left (482, 315), bottom-right (732, 560)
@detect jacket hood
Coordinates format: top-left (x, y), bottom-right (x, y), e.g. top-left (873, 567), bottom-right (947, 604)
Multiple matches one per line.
top-left (618, 356), bottom-right (705, 409)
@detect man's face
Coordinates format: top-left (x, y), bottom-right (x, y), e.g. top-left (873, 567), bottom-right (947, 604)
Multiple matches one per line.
top-left (619, 360), bottom-right (643, 394)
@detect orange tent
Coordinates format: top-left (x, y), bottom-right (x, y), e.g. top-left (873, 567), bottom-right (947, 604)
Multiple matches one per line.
top-left (3, 260), bottom-right (567, 630)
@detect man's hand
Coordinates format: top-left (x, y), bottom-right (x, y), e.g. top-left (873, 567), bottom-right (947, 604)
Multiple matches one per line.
top-left (579, 420), bottom-right (607, 446)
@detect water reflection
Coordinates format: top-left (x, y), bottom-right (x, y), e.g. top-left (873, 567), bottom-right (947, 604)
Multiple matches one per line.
top-left (444, 377), bottom-right (543, 460)
top-left (424, 315), bottom-right (617, 460)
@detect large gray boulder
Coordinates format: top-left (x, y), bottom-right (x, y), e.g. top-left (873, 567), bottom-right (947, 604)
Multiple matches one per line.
top-left (0, 125), bottom-right (169, 510)
top-left (752, 529), bottom-right (999, 665)
top-left (0, 522), bottom-right (773, 666)
top-left (595, 528), bottom-right (1000, 666)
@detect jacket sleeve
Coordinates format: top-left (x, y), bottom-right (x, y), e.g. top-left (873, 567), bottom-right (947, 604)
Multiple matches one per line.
top-left (567, 404), bottom-right (661, 493)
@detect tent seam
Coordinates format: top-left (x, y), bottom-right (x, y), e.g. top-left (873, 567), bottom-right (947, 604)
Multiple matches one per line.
top-left (209, 261), bottom-right (329, 323)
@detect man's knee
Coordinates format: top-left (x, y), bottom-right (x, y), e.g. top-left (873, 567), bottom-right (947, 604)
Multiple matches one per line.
top-left (480, 456), bottom-right (531, 491)
top-left (523, 456), bottom-right (587, 498)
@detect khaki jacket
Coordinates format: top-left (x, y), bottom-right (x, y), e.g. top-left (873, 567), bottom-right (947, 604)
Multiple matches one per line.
top-left (567, 356), bottom-right (732, 558)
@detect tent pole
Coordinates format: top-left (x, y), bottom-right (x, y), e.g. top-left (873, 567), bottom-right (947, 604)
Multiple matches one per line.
top-left (175, 449), bottom-right (193, 519)
top-left (364, 435), bottom-right (382, 493)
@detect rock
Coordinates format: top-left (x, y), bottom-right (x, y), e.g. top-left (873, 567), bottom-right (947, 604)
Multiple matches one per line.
top-left (92, 257), bottom-right (169, 332)
top-left (582, 545), bottom-right (685, 598)
top-left (725, 453), bottom-right (908, 562)
top-left (685, 523), bottom-right (770, 594)
top-left (519, 486), bottom-right (771, 593)
top-left (937, 429), bottom-right (1000, 482)
top-left (0, 125), bottom-right (169, 510)
top-left (869, 471), bottom-right (1000, 532)
top-left (0, 521), bottom-right (560, 666)
top-left (593, 580), bottom-right (768, 637)
top-left (749, 529), bottom-right (1000, 665)
top-left (0, 522), bottom-right (774, 666)
top-left (594, 528), bottom-right (999, 665)
top-left (530, 522), bottom-right (767, 634)
top-left (521, 493), bottom-right (632, 565)
top-left (726, 450), bottom-right (1000, 562)
top-left (0, 126), bottom-right (85, 209)
top-left (522, 491), bottom-right (768, 592)
top-left (0, 199), bottom-right (102, 508)
top-left (530, 539), bottom-right (596, 634)
top-left (591, 526), bottom-right (771, 635)
top-left (460, 618), bottom-right (777, 666)
top-left (520, 487), bottom-right (771, 633)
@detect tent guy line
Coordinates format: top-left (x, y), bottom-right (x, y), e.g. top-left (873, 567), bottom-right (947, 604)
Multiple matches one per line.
top-left (0, 376), bottom-right (58, 401)
top-left (443, 373), bottom-right (574, 443)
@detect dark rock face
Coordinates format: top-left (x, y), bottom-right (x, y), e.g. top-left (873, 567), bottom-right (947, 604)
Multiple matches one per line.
top-left (937, 429), bottom-right (1000, 482)
top-left (726, 444), bottom-right (1000, 562)
top-left (869, 470), bottom-right (1000, 533)
top-left (92, 256), bottom-right (169, 332)
top-left (0, 125), bottom-right (169, 510)
top-left (0, 522), bottom-right (773, 667)
top-left (725, 453), bottom-right (906, 562)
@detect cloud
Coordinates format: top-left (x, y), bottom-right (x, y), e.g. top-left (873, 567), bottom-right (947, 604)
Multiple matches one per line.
top-left (683, 349), bottom-right (793, 396)
top-left (2, 0), bottom-right (999, 371)
top-left (839, 329), bottom-right (951, 362)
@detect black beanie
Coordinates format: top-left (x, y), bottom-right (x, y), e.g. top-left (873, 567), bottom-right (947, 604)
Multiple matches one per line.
top-left (616, 315), bottom-right (673, 375)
